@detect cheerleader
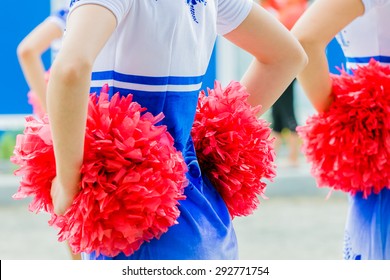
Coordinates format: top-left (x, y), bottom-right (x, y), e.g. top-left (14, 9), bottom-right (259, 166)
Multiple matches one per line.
top-left (17, 6), bottom-right (68, 117)
top-left (16, 4), bottom-right (81, 260)
top-left (292, 0), bottom-right (390, 259)
top-left (47, 0), bottom-right (307, 259)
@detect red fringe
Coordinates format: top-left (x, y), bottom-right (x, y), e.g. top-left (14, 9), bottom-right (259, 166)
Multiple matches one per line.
top-left (12, 90), bottom-right (188, 257)
top-left (27, 71), bottom-right (50, 118)
top-left (298, 59), bottom-right (390, 197)
top-left (192, 81), bottom-right (276, 218)
top-left (12, 116), bottom-right (55, 212)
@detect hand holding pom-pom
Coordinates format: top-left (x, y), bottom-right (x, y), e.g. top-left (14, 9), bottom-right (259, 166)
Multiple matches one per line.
top-left (12, 88), bottom-right (188, 257)
top-left (298, 59), bottom-right (390, 198)
top-left (50, 177), bottom-right (80, 216)
top-left (191, 80), bottom-right (276, 218)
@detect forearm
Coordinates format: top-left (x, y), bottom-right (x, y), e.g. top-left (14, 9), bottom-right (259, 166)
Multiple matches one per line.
top-left (17, 52), bottom-right (48, 112)
top-left (242, 54), bottom-right (306, 115)
top-left (45, 4), bottom-right (117, 214)
top-left (17, 20), bottom-right (64, 113)
top-left (225, 3), bottom-right (307, 116)
top-left (46, 4), bottom-right (116, 192)
top-left (46, 58), bottom-right (91, 191)
top-left (296, 42), bottom-right (333, 113)
top-left (291, 0), bottom-right (365, 112)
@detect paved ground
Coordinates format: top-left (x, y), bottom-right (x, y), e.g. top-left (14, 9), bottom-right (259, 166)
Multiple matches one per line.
top-left (0, 155), bottom-right (349, 260)
top-left (233, 195), bottom-right (347, 260)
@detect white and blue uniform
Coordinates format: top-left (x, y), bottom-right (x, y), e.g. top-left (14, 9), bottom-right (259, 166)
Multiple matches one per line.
top-left (335, 0), bottom-right (390, 260)
top-left (46, 7), bottom-right (69, 60)
top-left (68, 0), bottom-right (253, 260)
top-left (46, 7), bottom-right (68, 31)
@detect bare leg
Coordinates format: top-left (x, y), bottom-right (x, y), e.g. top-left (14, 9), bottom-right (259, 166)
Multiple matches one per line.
top-left (271, 131), bottom-right (283, 155)
top-left (286, 131), bottom-right (301, 167)
top-left (67, 241), bottom-right (81, 260)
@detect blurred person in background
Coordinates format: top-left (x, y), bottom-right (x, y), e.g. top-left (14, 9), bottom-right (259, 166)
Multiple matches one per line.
top-left (17, 2), bottom-right (81, 260)
top-left (47, 0), bottom-right (307, 259)
top-left (293, 0), bottom-right (390, 259)
top-left (17, 5), bottom-right (68, 118)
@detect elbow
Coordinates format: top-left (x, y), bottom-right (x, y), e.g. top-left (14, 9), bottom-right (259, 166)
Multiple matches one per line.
top-left (293, 41), bottom-right (309, 72)
top-left (289, 33), bottom-right (310, 70)
top-left (313, 94), bottom-right (333, 113)
top-left (294, 29), bottom-right (315, 51)
top-left (263, 36), bottom-right (309, 74)
top-left (297, 36), bottom-right (315, 57)
top-left (17, 42), bottom-right (37, 62)
top-left (295, 33), bottom-right (326, 64)
top-left (50, 56), bottom-right (93, 86)
top-left (280, 39), bottom-right (308, 74)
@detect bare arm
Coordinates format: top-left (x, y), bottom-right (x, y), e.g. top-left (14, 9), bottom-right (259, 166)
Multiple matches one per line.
top-left (17, 20), bottom-right (63, 113)
top-left (224, 3), bottom-right (308, 115)
top-left (291, 0), bottom-right (364, 112)
top-left (47, 5), bottom-right (116, 215)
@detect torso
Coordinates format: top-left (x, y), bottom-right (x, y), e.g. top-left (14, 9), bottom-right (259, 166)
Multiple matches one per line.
top-left (336, 0), bottom-right (390, 69)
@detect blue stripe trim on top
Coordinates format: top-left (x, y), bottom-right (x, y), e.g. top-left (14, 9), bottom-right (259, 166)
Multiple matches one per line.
top-left (346, 55), bottom-right (390, 64)
top-left (91, 71), bottom-right (204, 86)
top-left (89, 86), bottom-right (201, 96)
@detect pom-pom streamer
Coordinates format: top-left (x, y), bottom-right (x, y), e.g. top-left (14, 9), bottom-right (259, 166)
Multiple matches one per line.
top-left (298, 59), bottom-right (390, 197)
top-left (12, 89), bottom-right (188, 257)
top-left (192, 81), bottom-right (276, 218)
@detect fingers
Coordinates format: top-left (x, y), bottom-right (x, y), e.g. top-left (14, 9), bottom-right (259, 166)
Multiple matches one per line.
top-left (50, 177), bottom-right (78, 215)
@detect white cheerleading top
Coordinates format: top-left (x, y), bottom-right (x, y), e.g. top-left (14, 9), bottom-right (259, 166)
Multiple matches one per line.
top-left (46, 7), bottom-right (69, 61)
top-left (68, 0), bottom-right (253, 94)
top-left (336, 0), bottom-right (390, 69)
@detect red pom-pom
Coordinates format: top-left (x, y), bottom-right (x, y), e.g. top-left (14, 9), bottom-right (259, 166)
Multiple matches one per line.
top-left (191, 81), bottom-right (276, 218)
top-left (298, 59), bottom-right (390, 197)
top-left (27, 71), bottom-right (50, 118)
top-left (12, 90), bottom-right (188, 257)
top-left (12, 116), bottom-right (55, 213)
top-left (27, 91), bottom-right (45, 118)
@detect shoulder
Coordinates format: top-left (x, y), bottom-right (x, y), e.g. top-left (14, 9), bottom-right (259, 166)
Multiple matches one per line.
top-left (217, 0), bottom-right (253, 35)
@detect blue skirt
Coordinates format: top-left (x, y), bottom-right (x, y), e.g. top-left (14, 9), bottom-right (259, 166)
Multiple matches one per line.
top-left (82, 173), bottom-right (238, 260)
top-left (343, 188), bottom-right (390, 260)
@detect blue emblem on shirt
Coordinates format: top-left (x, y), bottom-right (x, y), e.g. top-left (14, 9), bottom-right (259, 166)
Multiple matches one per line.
top-left (70, 0), bottom-right (80, 8)
top-left (156, 0), bottom-right (207, 24)
top-left (187, 0), bottom-right (207, 5)
top-left (187, 0), bottom-right (207, 23)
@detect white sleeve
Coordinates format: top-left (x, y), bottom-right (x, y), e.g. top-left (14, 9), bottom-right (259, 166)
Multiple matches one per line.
top-left (362, 0), bottom-right (390, 13)
top-left (45, 8), bottom-right (69, 31)
top-left (69, 0), bottom-right (133, 24)
top-left (217, 0), bottom-right (253, 35)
